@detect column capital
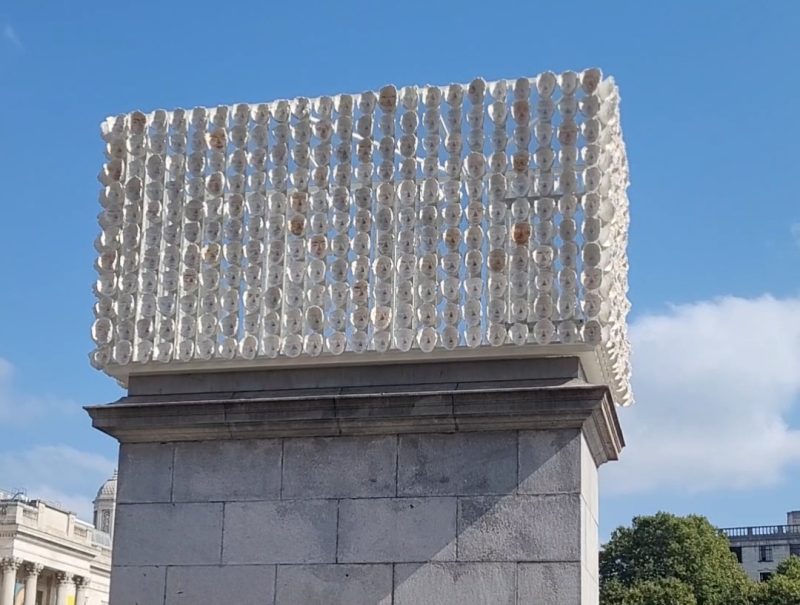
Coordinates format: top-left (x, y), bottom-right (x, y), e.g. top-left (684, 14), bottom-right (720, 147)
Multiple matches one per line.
top-left (55, 571), bottom-right (73, 585)
top-left (74, 575), bottom-right (90, 588)
top-left (23, 562), bottom-right (43, 578)
top-left (0, 557), bottom-right (22, 571)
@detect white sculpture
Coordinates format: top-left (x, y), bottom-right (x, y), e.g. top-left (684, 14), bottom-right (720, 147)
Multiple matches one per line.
top-left (91, 69), bottom-right (632, 405)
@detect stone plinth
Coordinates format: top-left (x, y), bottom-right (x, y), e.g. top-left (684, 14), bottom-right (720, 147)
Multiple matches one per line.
top-left (87, 357), bottom-right (622, 605)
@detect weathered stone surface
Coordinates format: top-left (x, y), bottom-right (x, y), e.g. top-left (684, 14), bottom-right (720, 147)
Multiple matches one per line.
top-left (114, 503), bottom-right (223, 566)
top-left (222, 500), bottom-right (337, 564)
top-left (172, 439), bottom-right (281, 502)
top-left (457, 495), bottom-right (580, 561)
top-left (518, 562), bottom-right (581, 605)
top-left (109, 566), bottom-right (166, 605)
top-left (282, 435), bottom-right (396, 499)
top-left (581, 433), bottom-right (600, 522)
top-left (394, 563), bottom-right (515, 605)
top-left (518, 429), bottom-right (581, 495)
top-left (93, 363), bottom-right (622, 605)
top-left (275, 564), bottom-right (392, 605)
top-left (165, 565), bottom-right (275, 605)
top-left (398, 432), bottom-right (517, 496)
top-left (582, 573), bottom-right (600, 605)
top-left (117, 443), bottom-right (173, 503)
top-left (338, 498), bottom-right (457, 563)
top-left (583, 498), bottom-right (600, 584)
top-left (128, 357), bottom-right (582, 396)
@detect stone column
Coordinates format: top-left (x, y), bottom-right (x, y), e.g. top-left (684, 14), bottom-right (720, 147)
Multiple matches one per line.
top-left (22, 563), bottom-right (42, 605)
top-left (0, 558), bottom-right (21, 605)
top-left (74, 576), bottom-right (90, 605)
top-left (54, 572), bottom-right (72, 605)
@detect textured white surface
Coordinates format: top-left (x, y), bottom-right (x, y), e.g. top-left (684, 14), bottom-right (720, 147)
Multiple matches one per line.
top-left (90, 69), bottom-right (631, 404)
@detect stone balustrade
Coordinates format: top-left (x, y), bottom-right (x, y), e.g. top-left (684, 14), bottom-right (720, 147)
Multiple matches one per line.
top-left (0, 499), bottom-right (111, 550)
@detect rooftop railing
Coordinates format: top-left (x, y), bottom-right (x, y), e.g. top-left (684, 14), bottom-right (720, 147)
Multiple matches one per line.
top-left (90, 69), bottom-right (632, 405)
top-left (722, 525), bottom-right (800, 539)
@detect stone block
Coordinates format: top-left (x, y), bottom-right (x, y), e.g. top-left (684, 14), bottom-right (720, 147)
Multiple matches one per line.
top-left (275, 564), bottom-right (392, 605)
top-left (583, 499), bottom-right (599, 582)
top-left (394, 563), bottom-right (515, 605)
top-left (517, 562), bottom-right (581, 605)
top-left (581, 434), bottom-right (599, 521)
top-left (222, 500), bottom-right (337, 564)
top-left (282, 435), bottom-right (396, 499)
top-left (518, 429), bottom-right (581, 495)
top-left (165, 565), bottom-right (275, 605)
top-left (172, 439), bottom-right (281, 502)
top-left (582, 572), bottom-right (600, 605)
top-left (114, 503), bottom-right (223, 566)
top-left (117, 443), bottom-right (173, 503)
top-left (338, 497), bottom-right (457, 563)
top-left (398, 432), bottom-right (517, 496)
top-left (109, 566), bottom-right (166, 605)
top-left (457, 494), bottom-right (580, 561)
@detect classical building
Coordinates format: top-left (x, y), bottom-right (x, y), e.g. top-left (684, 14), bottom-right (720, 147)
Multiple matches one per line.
top-left (722, 510), bottom-right (800, 582)
top-left (0, 474), bottom-right (115, 605)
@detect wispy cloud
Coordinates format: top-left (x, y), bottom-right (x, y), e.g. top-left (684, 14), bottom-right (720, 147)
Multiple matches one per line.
top-left (791, 223), bottom-right (800, 248)
top-left (603, 294), bottom-right (800, 494)
top-left (2, 24), bottom-right (22, 50)
top-left (0, 445), bottom-right (115, 521)
top-left (0, 357), bottom-right (78, 425)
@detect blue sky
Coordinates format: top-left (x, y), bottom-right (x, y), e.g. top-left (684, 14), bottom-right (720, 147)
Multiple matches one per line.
top-left (0, 1), bottom-right (799, 538)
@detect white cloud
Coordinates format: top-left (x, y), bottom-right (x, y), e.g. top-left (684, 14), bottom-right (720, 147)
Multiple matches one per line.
top-left (0, 445), bottom-right (115, 522)
top-left (0, 357), bottom-right (78, 425)
top-left (603, 295), bottom-right (800, 494)
top-left (2, 24), bottom-right (21, 50)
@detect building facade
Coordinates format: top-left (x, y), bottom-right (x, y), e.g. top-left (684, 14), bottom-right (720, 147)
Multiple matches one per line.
top-left (0, 474), bottom-right (116, 605)
top-left (722, 511), bottom-right (800, 582)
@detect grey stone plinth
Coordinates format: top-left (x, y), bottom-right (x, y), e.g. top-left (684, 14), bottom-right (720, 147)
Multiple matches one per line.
top-left (282, 435), bottom-right (396, 499)
top-left (173, 439), bottom-right (282, 502)
top-left (222, 500), bottom-right (338, 564)
top-left (275, 565), bottom-right (392, 605)
top-left (109, 566), bottom-right (166, 605)
top-left (398, 431), bottom-right (517, 496)
top-left (518, 563), bottom-right (582, 605)
top-left (165, 565), bottom-right (276, 605)
top-left (457, 494), bottom-right (581, 561)
top-left (114, 503), bottom-right (223, 566)
top-left (338, 497), bottom-right (457, 563)
top-left (87, 357), bottom-right (623, 604)
top-left (394, 563), bottom-right (516, 605)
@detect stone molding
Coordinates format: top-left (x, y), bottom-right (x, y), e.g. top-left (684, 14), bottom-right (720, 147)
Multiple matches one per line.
top-left (87, 380), bottom-right (623, 465)
top-left (56, 571), bottom-right (73, 585)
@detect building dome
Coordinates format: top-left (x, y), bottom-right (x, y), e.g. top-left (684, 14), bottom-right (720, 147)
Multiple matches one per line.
top-left (95, 470), bottom-right (117, 502)
top-left (93, 470), bottom-right (118, 539)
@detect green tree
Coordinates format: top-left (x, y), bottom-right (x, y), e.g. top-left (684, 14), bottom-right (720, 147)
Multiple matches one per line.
top-left (600, 512), bottom-right (753, 605)
top-left (752, 556), bottom-right (800, 605)
top-left (622, 578), bottom-right (697, 605)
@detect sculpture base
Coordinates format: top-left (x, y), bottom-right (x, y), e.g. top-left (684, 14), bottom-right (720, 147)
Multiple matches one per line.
top-left (86, 356), bottom-right (623, 605)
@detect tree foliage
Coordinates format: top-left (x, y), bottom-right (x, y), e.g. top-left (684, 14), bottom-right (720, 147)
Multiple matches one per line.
top-left (600, 512), bottom-right (752, 605)
top-left (751, 557), bottom-right (800, 605)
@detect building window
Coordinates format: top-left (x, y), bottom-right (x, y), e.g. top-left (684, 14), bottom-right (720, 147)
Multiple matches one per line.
top-left (102, 510), bottom-right (110, 533)
top-left (730, 546), bottom-right (743, 563)
top-left (760, 572), bottom-right (773, 582)
top-left (759, 545), bottom-right (773, 562)
top-left (791, 544), bottom-right (800, 557)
